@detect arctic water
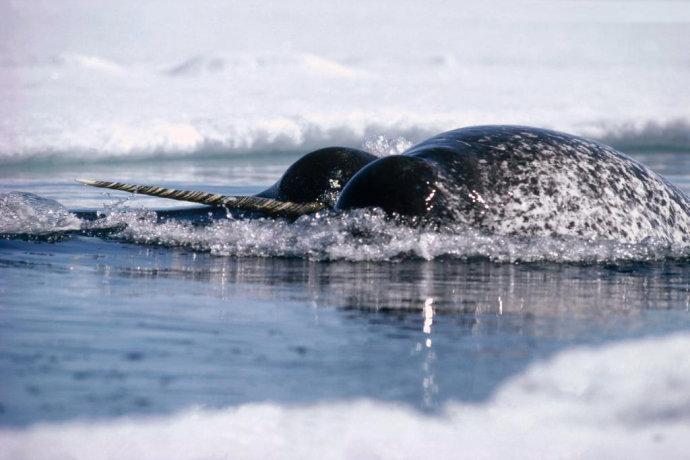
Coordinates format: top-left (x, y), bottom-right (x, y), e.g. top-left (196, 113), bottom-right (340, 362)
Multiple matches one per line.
top-left (1, 148), bottom-right (690, 458)
top-left (2, 1), bottom-right (690, 458)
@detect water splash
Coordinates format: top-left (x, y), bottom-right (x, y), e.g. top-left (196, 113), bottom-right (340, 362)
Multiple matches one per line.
top-left (2, 192), bottom-right (688, 262)
top-left (104, 208), bottom-right (690, 263)
top-left (362, 135), bottom-right (413, 156)
top-left (0, 192), bottom-right (82, 235)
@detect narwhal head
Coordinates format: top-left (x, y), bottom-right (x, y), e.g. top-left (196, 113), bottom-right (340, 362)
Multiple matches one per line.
top-left (77, 146), bottom-right (378, 219)
top-left (334, 143), bottom-right (485, 223)
top-left (335, 155), bottom-right (450, 219)
top-left (258, 147), bottom-right (377, 207)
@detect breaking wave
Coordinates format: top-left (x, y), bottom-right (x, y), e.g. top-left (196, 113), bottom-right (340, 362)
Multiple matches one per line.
top-left (0, 192), bottom-right (81, 235)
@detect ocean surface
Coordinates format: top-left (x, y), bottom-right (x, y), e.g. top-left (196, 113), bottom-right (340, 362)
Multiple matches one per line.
top-left (2, 1), bottom-right (690, 458)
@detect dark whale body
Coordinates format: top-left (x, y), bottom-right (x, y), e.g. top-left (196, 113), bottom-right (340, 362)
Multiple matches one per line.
top-left (257, 147), bottom-right (376, 206)
top-left (77, 126), bottom-right (690, 243)
top-left (335, 126), bottom-right (690, 242)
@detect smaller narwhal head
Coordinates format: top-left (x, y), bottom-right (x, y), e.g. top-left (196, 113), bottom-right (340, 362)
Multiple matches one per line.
top-left (260, 147), bottom-right (377, 206)
top-left (335, 155), bottom-right (452, 219)
top-left (75, 147), bottom-right (377, 220)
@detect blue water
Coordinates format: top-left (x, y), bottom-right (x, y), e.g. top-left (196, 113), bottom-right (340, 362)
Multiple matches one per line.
top-left (1, 149), bottom-right (689, 427)
top-left (3, 2), bottom-right (690, 457)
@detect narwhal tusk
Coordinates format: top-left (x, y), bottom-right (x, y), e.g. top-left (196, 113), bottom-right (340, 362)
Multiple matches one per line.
top-left (75, 179), bottom-right (325, 217)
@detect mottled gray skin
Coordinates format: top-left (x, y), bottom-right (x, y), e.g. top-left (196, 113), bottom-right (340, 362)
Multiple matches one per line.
top-left (336, 126), bottom-right (690, 243)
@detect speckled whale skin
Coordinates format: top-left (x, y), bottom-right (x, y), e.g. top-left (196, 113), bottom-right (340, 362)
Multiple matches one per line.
top-left (337, 126), bottom-right (690, 243)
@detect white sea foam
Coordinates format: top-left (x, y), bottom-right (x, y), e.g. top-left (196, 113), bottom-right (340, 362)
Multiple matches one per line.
top-left (2, 332), bottom-right (689, 459)
top-left (75, 208), bottom-right (690, 262)
top-left (0, 192), bottom-right (81, 234)
top-left (1, 190), bottom-right (688, 262)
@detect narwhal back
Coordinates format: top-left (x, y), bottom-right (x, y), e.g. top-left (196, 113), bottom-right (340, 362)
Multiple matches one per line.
top-left (338, 126), bottom-right (690, 243)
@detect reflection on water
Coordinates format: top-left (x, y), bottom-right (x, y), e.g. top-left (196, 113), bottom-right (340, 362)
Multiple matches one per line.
top-left (1, 237), bottom-right (690, 426)
top-left (84, 250), bottom-right (690, 316)
top-left (420, 298), bottom-right (437, 408)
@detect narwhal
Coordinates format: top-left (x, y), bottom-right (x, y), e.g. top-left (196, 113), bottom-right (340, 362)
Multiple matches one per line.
top-left (78, 125), bottom-right (690, 243)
